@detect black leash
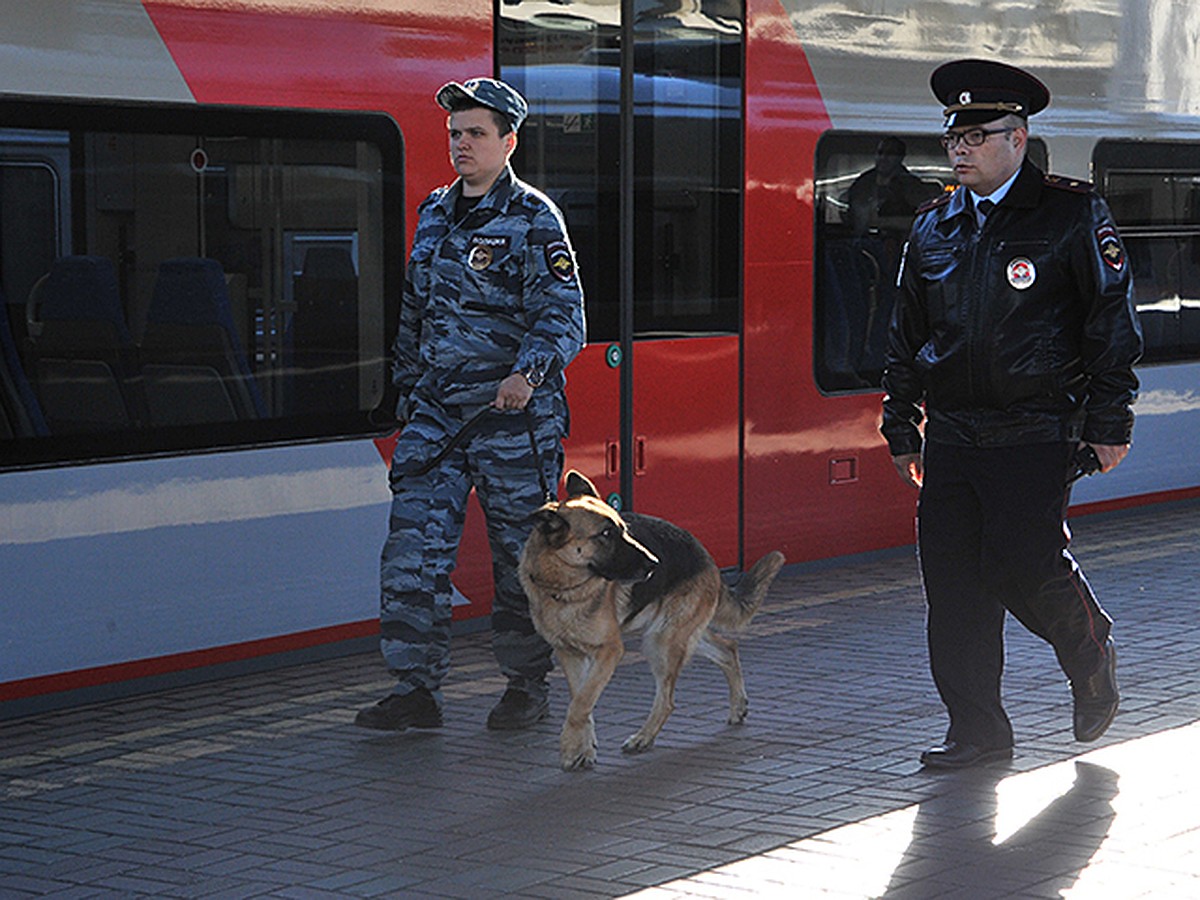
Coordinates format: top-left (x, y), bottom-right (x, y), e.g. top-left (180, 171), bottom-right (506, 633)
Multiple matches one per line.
top-left (522, 407), bottom-right (555, 503)
top-left (409, 406), bottom-right (554, 503)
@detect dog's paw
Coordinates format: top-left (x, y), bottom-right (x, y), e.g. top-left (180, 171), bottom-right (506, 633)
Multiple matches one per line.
top-left (561, 748), bottom-right (597, 770)
top-left (621, 732), bottom-right (656, 754)
top-left (560, 726), bottom-right (597, 770)
top-left (728, 695), bottom-right (749, 724)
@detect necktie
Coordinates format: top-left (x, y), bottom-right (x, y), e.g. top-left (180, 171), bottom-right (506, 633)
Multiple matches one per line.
top-left (976, 198), bottom-right (994, 229)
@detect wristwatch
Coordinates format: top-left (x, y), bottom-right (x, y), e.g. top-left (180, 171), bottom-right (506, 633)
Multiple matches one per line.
top-left (522, 367), bottom-right (545, 388)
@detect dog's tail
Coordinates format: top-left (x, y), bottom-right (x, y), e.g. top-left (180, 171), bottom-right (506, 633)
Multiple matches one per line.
top-left (713, 550), bottom-right (785, 630)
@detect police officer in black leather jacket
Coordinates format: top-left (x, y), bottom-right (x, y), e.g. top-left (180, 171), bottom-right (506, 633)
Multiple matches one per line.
top-left (881, 59), bottom-right (1143, 769)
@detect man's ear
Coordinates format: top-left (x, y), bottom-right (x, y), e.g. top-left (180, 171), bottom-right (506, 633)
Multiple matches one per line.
top-left (1011, 123), bottom-right (1028, 151)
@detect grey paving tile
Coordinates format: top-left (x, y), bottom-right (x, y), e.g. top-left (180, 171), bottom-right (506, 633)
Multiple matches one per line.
top-left (1, 499), bottom-right (1198, 899)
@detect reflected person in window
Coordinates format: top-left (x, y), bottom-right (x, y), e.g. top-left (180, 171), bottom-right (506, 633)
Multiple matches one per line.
top-left (355, 78), bottom-right (586, 733)
top-left (847, 136), bottom-right (938, 238)
top-left (840, 137), bottom-right (941, 383)
top-left (881, 59), bottom-right (1143, 769)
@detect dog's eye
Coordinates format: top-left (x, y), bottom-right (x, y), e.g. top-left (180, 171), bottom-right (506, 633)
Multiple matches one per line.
top-left (597, 525), bottom-right (616, 541)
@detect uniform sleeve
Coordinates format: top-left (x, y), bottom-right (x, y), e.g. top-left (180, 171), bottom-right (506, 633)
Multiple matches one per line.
top-left (1074, 195), bottom-right (1143, 445)
top-left (390, 198), bottom-right (434, 415)
top-left (515, 202), bottom-right (587, 382)
top-left (879, 235), bottom-right (929, 456)
top-left (390, 264), bottom-right (422, 409)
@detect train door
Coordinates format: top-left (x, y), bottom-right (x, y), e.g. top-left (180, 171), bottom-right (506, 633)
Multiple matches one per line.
top-left (499, 0), bottom-right (744, 565)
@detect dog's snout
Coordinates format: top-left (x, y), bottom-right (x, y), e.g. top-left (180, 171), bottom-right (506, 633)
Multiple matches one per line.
top-left (634, 552), bottom-right (658, 582)
top-left (614, 539), bottom-right (657, 584)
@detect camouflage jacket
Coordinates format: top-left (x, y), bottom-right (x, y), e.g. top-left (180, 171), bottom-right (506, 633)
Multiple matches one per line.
top-left (392, 165), bottom-right (586, 412)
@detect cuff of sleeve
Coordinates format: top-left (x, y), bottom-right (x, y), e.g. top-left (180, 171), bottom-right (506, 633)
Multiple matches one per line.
top-left (1082, 409), bottom-right (1134, 446)
top-left (515, 354), bottom-right (559, 386)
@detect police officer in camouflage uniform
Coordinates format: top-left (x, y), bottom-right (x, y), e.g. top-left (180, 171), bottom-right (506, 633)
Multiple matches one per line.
top-left (355, 78), bottom-right (586, 733)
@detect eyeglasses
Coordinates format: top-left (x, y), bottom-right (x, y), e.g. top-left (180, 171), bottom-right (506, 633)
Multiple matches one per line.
top-left (940, 127), bottom-right (1016, 150)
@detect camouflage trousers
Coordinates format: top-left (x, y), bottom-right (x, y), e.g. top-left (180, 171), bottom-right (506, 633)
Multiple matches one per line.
top-left (379, 394), bottom-right (566, 708)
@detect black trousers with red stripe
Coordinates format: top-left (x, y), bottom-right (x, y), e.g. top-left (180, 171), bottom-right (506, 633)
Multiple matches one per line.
top-left (917, 440), bottom-right (1113, 748)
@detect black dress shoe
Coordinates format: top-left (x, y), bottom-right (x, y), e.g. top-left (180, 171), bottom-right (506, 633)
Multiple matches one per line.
top-left (920, 741), bottom-right (1013, 769)
top-left (1073, 639), bottom-right (1118, 742)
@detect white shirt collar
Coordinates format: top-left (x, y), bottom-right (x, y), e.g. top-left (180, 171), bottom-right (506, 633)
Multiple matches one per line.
top-left (970, 166), bottom-right (1021, 210)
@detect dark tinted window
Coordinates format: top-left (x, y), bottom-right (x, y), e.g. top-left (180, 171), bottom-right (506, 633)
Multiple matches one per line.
top-left (0, 99), bottom-right (402, 469)
top-left (1096, 141), bottom-right (1200, 364)
top-left (813, 131), bottom-right (1049, 393)
top-left (813, 133), bottom-right (953, 393)
top-left (498, 0), bottom-right (743, 341)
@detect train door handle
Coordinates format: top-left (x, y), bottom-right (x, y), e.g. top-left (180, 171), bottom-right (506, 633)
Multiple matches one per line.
top-left (604, 437), bottom-right (647, 476)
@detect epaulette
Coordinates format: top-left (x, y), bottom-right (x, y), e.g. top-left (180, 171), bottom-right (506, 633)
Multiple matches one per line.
top-left (1044, 173), bottom-right (1093, 194)
top-left (915, 188), bottom-right (955, 215)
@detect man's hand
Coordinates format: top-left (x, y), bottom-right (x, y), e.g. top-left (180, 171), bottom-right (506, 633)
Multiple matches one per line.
top-left (892, 452), bottom-right (923, 489)
top-left (1086, 442), bottom-right (1130, 474)
top-left (493, 373), bottom-right (534, 411)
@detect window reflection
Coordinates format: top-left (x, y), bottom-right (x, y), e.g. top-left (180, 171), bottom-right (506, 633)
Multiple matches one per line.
top-left (498, 0), bottom-right (743, 342)
top-left (0, 100), bottom-right (399, 466)
top-left (1098, 145), bottom-right (1200, 364)
top-left (814, 133), bottom-right (952, 393)
top-left (814, 132), bottom-right (1048, 393)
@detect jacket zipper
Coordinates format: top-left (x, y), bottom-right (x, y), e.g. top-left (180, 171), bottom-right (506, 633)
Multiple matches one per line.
top-left (964, 221), bottom-right (987, 406)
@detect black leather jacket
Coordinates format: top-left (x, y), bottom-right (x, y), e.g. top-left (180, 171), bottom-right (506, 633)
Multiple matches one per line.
top-left (881, 159), bottom-right (1143, 455)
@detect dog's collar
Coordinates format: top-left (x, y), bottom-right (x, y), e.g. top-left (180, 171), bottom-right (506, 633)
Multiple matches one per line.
top-left (526, 568), bottom-right (595, 602)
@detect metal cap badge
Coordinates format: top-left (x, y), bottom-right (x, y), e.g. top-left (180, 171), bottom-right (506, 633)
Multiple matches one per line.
top-left (931, 59), bottom-right (1050, 128)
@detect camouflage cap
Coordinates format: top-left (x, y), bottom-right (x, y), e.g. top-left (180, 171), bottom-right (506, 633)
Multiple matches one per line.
top-left (435, 77), bottom-right (528, 131)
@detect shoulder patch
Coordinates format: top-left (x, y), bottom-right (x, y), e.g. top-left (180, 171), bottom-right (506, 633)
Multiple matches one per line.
top-left (545, 240), bottom-right (576, 283)
top-left (1095, 224), bottom-right (1126, 272)
top-left (916, 189), bottom-right (955, 215)
top-left (1044, 173), bottom-right (1094, 194)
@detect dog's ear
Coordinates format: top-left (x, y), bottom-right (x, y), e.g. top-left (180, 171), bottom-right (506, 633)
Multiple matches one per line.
top-left (533, 506), bottom-right (569, 547)
top-left (564, 470), bottom-right (600, 499)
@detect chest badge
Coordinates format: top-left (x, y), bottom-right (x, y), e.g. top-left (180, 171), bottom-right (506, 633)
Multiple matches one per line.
top-left (1006, 256), bottom-right (1036, 290)
top-left (466, 234), bottom-right (509, 272)
top-left (467, 244), bottom-right (493, 271)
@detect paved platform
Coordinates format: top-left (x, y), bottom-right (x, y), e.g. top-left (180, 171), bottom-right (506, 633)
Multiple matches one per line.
top-left (2, 497), bottom-right (1199, 899)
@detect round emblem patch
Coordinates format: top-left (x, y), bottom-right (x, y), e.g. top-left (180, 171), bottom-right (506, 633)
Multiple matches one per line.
top-left (959, 91), bottom-right (972, 105)
top-left (1006, 257), bottom-right (1036, 290)
top-left (468, 244), bottom-right (493, 271)
top-left (545, 240), bottom-right (575, 283)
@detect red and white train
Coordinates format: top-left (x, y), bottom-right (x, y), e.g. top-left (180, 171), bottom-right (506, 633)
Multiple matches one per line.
top-left (2, 0), bottom-right (1198, 714)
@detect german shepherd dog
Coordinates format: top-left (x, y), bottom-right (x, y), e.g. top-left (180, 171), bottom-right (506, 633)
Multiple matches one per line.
top-left (519, 470), bottom-right (785, 770)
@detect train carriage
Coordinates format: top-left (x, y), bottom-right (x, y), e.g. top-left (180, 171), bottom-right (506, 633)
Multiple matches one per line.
top-left (2, 0), bottom-right (1198, 714)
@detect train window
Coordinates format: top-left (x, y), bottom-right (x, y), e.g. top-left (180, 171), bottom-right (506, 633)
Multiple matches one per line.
top-left (498, 0), bottom-right (743, 341)
top-left (0, 98), bottom-right (403, 470)
top-left (1095, 141), bottom-right (1200, 364)
top-left (813, 132), bottom-right (1049, 393)
top-left (814, 133), bottom-right (954, 393)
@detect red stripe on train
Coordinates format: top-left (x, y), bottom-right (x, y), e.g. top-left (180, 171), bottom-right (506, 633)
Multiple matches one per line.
top-left (1072, 484), bottom-right (1200, 518)
top-left (1, 620), bottom-right (377, 702)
